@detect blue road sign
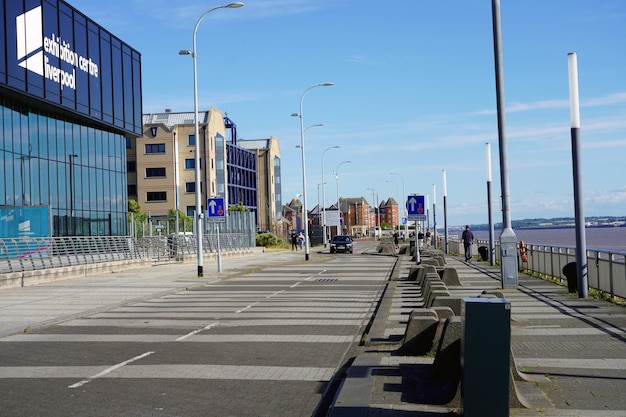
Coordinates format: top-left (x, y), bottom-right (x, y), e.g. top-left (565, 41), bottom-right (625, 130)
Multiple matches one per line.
top-left (207, 197), bottom-right (226, 222)
top-left (407, 195), bottom-right (426, 221)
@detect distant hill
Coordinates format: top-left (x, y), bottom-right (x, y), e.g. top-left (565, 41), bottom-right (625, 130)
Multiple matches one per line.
top-left (469, 216), bottom-right (625, 231)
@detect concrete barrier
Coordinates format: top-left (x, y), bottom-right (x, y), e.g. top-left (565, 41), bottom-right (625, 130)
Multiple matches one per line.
top-left (438, 267), bottom-right (462, 286)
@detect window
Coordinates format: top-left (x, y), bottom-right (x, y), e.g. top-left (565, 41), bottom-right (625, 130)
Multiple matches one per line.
top-left (185, 158), bottom-right (202, 169)
top-left (127, 161), bottom-right (136, 172)
top-left (127, 184), bottom-right (137, 195)
top-left (145, 143), bottom-right (165, 153)
top-left (188, 134), bottom-right (196, 146)
top-left (185, 182), bottom-right (195, 192)
top-left (147, 192), bottom-right (167, 201)
top-left (126, 137), bottom-right (132, 149)
top-left (146, 167), bottom-right (166, 177)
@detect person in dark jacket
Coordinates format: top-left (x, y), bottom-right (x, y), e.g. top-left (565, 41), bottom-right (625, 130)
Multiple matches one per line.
top-left (461, 225), bottom-right (474, 261)
top-left (291, 232), bottom-right (297, 250)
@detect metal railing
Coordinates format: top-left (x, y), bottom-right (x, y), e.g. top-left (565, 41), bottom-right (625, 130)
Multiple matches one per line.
top-left (447, 237), bottom-right (626, 299)
top-left (0, 233), bottom-right (254, 274)
top-left (0, 236), bottom-right (142, 274)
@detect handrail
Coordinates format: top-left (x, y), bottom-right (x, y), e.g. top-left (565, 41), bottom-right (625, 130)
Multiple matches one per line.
top-left (0, 234), bottom-right (254, 275)
top-left (447, 237), bottom-right (625, 300)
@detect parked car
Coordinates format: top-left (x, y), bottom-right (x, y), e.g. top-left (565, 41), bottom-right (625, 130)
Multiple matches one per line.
top-left (329, 235), bottom-right (354, 254)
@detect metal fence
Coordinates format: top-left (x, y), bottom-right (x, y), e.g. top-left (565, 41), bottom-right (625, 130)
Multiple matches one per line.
top-left (0, 230), bottom-right (255, 275)
top-left (447, 237), bottom-right (626, 300)
top-left (0, 236), bottom-right (143, 274)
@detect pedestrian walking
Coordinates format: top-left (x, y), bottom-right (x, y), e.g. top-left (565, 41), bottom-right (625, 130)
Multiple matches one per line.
top-left (461, 224), bottom-right (474, 261)
top-left (291, 232), bottom-right (297, 251)
top-left (298, 231), bottom-right (304, 250)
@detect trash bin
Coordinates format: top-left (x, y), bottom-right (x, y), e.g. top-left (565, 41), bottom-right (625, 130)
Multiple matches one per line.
top-left (477, 246), bottom-right (489, 261)
top-left (562, 262), bottom-right (577, 293)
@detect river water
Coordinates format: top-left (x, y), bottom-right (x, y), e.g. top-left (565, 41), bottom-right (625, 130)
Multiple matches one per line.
top-left (469, 227), bottom-right (626, 252)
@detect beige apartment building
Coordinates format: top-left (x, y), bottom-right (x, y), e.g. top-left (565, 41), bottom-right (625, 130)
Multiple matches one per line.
top-left (128, 108), bottom-right (227, 219)
top-left (128, 110), bottom-right (282, 235)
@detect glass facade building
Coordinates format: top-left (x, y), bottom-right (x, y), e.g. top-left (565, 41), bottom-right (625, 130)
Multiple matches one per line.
top-left (0, 0), bottom-right (142, 237)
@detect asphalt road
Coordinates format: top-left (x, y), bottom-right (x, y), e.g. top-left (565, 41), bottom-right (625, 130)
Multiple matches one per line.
top-left (0, 241), bottom-right (394, 417)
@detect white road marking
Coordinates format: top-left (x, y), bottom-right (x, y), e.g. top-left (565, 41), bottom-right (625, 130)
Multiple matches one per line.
top-left (67, 351), bottom-right (154, 389)
top-left (176, 323), bottom-right (219, 341)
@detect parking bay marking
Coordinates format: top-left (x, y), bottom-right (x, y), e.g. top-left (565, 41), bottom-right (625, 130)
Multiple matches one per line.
top-left (68, 351), bottom-right (154, 389)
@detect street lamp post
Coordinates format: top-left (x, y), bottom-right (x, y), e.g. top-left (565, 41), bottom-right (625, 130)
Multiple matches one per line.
top-left (68, 154), bottom-right (78, 236)
top-left (442, 169), bottom-right (448, 254)
top-left (292, 83), bottom-right (334, 261)
top-left (390, 172), bottom-right (406, 240)
top-left (179, 2), bottom-right (244, 277)
top-left (491, 0), bottom-right (518, 288)
top-left (322, 145), bottom-right (340, 246)
top-left (366, 187), bottom-right (378, 239)
top-left (322, 145), bottom-right (341, 247)
top-left (386, 179), bottom-right (399, 231)
top-left (334, 160), bottom-right (351, 236)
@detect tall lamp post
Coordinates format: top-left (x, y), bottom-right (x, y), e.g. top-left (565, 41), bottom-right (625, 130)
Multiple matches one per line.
top-left (334, 160), bottom-right (351, 236)
top-left (390, 172), bottom-right (406, 240)
top-left (68, 154), bottom-right (78, 236)
top-left (322, 145), bottom-right (340, 246)
top-left (442, 169), bottom-right (448, 254)
top-left (179, 2), bottom-right (244, 277)
top-left (386, 179), bottom-right (399, 231)
top-left (292, 82), bottom-right (334, 260)
top-left (366, 187), bottom-right (379, 239)
top-left (491, 0), bottom-right (518, 288)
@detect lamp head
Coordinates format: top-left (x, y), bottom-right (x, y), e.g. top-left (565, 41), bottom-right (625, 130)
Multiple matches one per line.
top-left (226, 2), bottom-right (244, 8)
top-left (321, 82), bottom-right (334, 87)
top-left (291, 113), bottom-right (300, 117)
top-left (178, 50), bottom-right (192, 55)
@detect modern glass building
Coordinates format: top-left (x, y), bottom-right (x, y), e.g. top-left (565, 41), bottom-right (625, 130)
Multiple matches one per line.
top-left (0, 0), bottom-right (142, 237)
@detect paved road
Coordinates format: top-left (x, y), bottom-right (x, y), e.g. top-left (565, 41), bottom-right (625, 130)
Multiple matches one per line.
top-left (0, 241), bottom-right (394, 417)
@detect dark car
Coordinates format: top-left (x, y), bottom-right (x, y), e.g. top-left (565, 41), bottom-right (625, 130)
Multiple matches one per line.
top-left (329, 235), bottom-right (354, 254)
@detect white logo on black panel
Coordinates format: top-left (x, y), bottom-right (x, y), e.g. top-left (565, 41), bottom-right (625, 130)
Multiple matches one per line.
top-left (16, 6), bottom-right (44, 76)
top-left (150, 127), bottom-right (158, 137)
top-left (15, 6), bottom-right (100, 91)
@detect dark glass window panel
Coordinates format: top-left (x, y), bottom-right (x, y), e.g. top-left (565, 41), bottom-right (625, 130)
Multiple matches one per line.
top-left (146, 167), bottom-right (165, 177)
top-left (145, 143), bottom-right (165, 153)
top-left (147, 192), bottom-right (166, 201)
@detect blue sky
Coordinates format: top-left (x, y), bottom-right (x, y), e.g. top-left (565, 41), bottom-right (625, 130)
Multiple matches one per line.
top-left (70, 0), bottom-right (626, 226)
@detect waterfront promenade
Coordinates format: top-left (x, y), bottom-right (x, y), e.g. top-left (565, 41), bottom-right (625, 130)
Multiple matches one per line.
top-left (0, 243), bottom-right (625, 416)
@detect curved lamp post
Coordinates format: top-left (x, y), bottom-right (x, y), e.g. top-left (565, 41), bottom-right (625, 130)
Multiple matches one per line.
top-left (321, 145), bottom-right (340, 246)
top-left (179, 2), bottom-right (244, 277)
top-left (333, 160), bottom-right (351, 235)
top-left (291, 83), bottom-right (334, 260)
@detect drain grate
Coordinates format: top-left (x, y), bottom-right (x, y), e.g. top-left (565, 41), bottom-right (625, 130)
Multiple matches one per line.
top-left (316, 278), bottom-right (338, 282)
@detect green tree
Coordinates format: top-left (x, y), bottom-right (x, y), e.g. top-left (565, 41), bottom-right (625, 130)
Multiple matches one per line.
top-left (228, 202), bottom-right (249, 212)
top-left (167, 209), bottom-right (193, 233)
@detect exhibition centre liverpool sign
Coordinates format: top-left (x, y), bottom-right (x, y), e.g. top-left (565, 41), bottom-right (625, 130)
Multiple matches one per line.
top-left (0, 0), bottom-right (143, 136)
top-left (17, 6), bottom-right (100, 91)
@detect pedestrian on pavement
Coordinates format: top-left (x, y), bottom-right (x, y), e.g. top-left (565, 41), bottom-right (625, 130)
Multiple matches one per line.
top-left (461, 224), bottom-right (474, 261)
top-left (425, 229), bottom-right (431, 247)
top-left (298, 231), bottom-right (304, 250)
top-left (291, 232), bottom-right (298, 250)
top-left (393, 231), bottom-right (399, 248)
top-left (417, 230), bottom-right (424, 248)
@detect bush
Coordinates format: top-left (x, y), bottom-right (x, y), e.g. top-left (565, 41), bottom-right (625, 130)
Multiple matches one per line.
top-left (256, 232), bottom-right (287, 248)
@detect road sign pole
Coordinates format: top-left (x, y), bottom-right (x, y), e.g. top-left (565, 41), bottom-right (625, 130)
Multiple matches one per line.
top-left (216, 221), bottom-right (222, 273)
